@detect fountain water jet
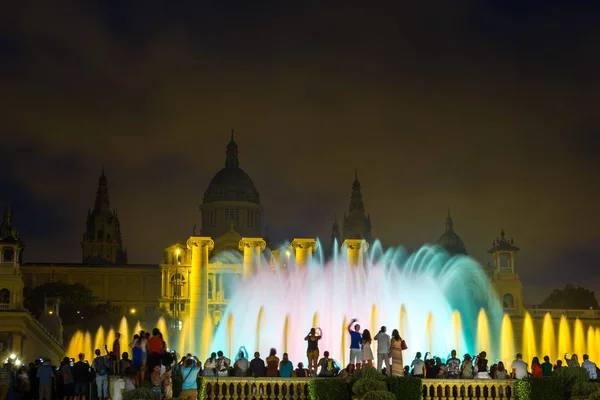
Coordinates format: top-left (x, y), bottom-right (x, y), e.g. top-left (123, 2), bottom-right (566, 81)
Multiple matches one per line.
top-left (477, 309), bottom-right (491, 360)
top-left (574, 319), bottom-right (586, 357)
top-left (228, 313), bottom-right (234, 358)
top-left (587, 327), bottom-right (596, 363)
top-left (558, 316), bottom-right (572, 357)
top-left (452, 311), bottom-right (462, 355)
top-left (500, 314), bottom-right (514, 366)
top-left (118, 317), bottom-right (129, 347)
top-left (106, 329), bottom-right (115, 352)
top-left (522, 312), bottom-right (537, 365)
top-left (341, 316), bottom-right (347, 367)
top-left (400, 305), bottom-right (407, 338)
top-left (94, 326), bottom-right (106, 351)
top-left (542, 313), bottom-right (556, 362)
top-left (426, 312), bottom-right (434, 355)
top-left (157, 317), bottom-right (168, 347)
top-left (84, 331), bottom-right (92, 362)
top-left (209, 243), bottom-right (502, 363)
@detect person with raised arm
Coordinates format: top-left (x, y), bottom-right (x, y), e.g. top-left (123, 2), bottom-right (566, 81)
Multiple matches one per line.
top-left (347, 318), bottom-right (363, 369)
top-left (304, 327), bottom-right (322, 376)
top-left (374, 326), bottom-right (391, 375)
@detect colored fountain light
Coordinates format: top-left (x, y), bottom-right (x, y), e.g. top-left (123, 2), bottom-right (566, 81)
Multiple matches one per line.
top-left (208, 240), bottom-right (504, 364)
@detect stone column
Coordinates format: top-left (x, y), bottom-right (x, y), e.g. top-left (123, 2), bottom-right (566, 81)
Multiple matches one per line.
top-left (238, 238), bottom-right (267, 278)
top-left (343, 239), bottom-right (369, 267)
top-left (291, 238), bottom-right (318, 267)
top-left (186, 236), bottom-right (214, 355)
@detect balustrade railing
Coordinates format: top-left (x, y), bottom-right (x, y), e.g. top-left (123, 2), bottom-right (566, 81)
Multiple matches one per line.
top-left (422, 379), bottom-right (514, 400)
top-left (200, 377), bottom-right (515, 400)
top-left (202, 377), bottom-right (310, 400)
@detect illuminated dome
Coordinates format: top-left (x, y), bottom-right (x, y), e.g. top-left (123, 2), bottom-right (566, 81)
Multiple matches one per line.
top-left (202, 135), bottom-right (260, 204)
top-left (437, 210), bottom-right (467, 255)
top-left (200, 132), bottom-right (263, 243)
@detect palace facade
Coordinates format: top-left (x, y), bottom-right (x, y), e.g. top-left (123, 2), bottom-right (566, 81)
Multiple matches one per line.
top-left (2, 133), bottom-right (560, 338)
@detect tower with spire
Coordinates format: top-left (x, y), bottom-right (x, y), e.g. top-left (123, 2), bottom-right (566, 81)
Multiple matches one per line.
top-left (341, 170), bottom-right (372, 243)
top-left (81, 170), bottom-right (128, 265)
top-left (0, 205), bottom-right (25, 309)
top-left (488, 228), bottom-right (523, 315)
top-left (329, 214), bottom-right (342, 250)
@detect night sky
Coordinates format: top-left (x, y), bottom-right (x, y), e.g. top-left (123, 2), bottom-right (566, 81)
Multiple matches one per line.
top-left (1, 1), bottom-right (599, 304)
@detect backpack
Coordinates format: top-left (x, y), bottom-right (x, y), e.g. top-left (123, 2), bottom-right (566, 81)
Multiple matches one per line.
top-left (95, 357), bottom-right (108, 376)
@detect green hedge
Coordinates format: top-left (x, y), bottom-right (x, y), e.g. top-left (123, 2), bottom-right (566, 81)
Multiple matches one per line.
top-left (515, 377), bottom-right (564, 400)
top-left (308, 378), bottom-right (350, 400)
top-left (386, 376), bottom-right (422, 400)
top-left (363, 390), bottom-right (397, 400)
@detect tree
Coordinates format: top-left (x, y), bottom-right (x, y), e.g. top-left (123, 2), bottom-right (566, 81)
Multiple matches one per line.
top-left (538, 284), bottom-right (599, 309)
top-left (24, 281), bottom-right (120, 339)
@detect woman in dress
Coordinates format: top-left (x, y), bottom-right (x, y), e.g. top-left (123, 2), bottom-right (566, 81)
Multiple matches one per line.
top-left (361, 329), bottom-right (374, 367)
top-left (390, 329), bottom-right (405, 377)
top-left (304, 328), bottom-right (322, 376)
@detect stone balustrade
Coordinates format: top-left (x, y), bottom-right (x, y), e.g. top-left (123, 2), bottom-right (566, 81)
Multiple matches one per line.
top-left (202, 377), bottom-right (310, 400)
top-left (200, 377), bottom-right (516, 400)
top-left (421, 378), bottom-right (514, 399)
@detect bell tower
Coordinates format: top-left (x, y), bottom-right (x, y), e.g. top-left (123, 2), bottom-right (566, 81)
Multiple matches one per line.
top-left (342, 170), bottom-right (372, 243)
top-left (81, 170), bottom-right (128, 265)
top-left (488, 228), bottom-right (523, 315)
top-left (0, 206), bottom-right (25, 310)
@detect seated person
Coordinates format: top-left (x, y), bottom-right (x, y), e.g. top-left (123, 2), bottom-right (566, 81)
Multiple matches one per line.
top-left (317, 351), bottom-right (339, 377)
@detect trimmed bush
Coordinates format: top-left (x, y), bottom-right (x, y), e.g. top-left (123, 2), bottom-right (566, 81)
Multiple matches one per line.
top-left (123, 387), bottom-right (155, 400)
top-left (353, 366), bottom-right (387, 381)
top-left (352, 378), bottom-right (388, 397)
top-left (308, 378), bottom-right (350, 400)
top-left (386, 376), bottom-right (422, 400)
top-left (362, 390), bottom-right (397, 400)
top-left (515, 377), bottom-right (563, 400)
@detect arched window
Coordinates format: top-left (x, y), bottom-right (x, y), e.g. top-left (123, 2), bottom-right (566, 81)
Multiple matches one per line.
top-left (2, 248), bottom-right (14, 262)
top-left (503, 293), bottom-right (515, 309)
top-left (0, 289), bottom-right (10, 304)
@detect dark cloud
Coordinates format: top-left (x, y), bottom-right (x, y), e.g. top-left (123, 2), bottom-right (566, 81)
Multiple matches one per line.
top-left (0, 0), bottom-right (599, 304)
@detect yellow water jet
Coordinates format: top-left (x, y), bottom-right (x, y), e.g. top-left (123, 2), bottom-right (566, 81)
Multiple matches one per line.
top-left (452, 311), bottom-right (461, 355)
top-left (256, 307), bottom-right (264, 352)
top-left (477, 309), bottom-right (490, 357)
top-left (574, 319), bottom-right (585, 357)
top-left (371, 305), bottom-right (377, 335)
top-left (341, 316), bottom-right (347, 368)
top-left (157, 317), bottom-right (168, 346)
top-left (283, 314), bottom-right (289, 354)
top-left (118, 317), bottom-right (130, 346)
top-left (426, 312), bottom-right (433, 355)
top-left (228, 313), bottom-right (234, 358)
top-left (93, 325), bottom-right (106, 351)
top-left (522, 312), bottom-right (537, 364)
top-left (133, 321), bottom-right (143, 335)
top-left (558, 316), bottom-right (572, 358)
top-left (84, 331), bottom-right (92, 361)
top-left (400, 305), bottom-right (406, 338)
top-left (541, 313), bottom-right (556, 362)
top-left (588, 326), bottom-right (596, 363)
top-left (313, 312), bottom-right (319, 330)
top-left (500, 314), bottom-right (515, 366)
top-left (106, 328), bottom-right (115, 352)
top-left (66, 331), bottom-right (84, 357)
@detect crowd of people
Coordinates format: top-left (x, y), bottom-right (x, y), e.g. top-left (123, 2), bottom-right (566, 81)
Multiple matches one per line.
top-left (1, 320), bottom-right (600, 400)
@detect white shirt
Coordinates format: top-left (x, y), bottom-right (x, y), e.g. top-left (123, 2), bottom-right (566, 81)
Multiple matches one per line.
top-left (511, 359), bottom-right (528, 379)
top-left (411, 359), bottom-right (425, 375)
top-left (374, 331), bottom-right (391, 354)
top-left (113, 378), bottom-right (125, 400)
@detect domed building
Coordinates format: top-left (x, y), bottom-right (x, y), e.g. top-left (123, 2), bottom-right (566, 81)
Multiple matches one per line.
top-left (437, 209), bottom-right (467, 255)
top-left (200, 132), bottom-right (263, 255)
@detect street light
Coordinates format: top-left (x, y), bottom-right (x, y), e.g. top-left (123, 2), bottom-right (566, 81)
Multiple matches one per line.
top-left (129, 308), bottom-right (136, 315)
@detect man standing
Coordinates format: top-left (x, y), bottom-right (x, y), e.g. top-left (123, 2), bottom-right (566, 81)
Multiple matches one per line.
top-left (180, 357), bottom-right (201, 400)
top-left (92, 348), bottom-right (109, 400)
top-left (347, 319), bottom-right (362, 368)
top-left (374, 326), bottom-right (391, 375)
top-left (37, 359), bottom-right (54, 400)
top-left (112, 333), bottom-right (121, 374)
